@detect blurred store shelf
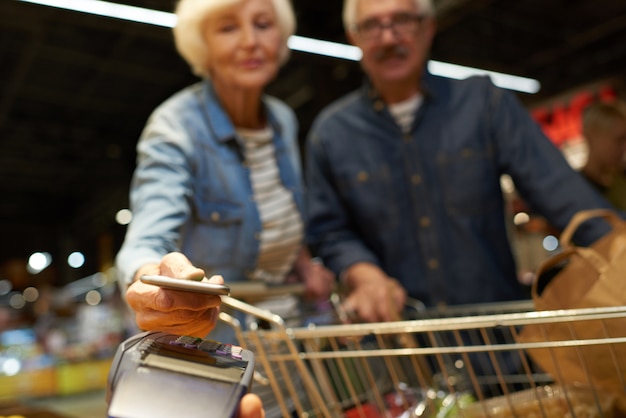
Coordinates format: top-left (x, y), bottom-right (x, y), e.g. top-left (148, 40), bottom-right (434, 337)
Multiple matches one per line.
top-left (1, 389), bottom-right (109, 418)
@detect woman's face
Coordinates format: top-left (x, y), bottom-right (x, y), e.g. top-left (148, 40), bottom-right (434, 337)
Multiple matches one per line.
top-left (203, 0), bottom-right (283, 92)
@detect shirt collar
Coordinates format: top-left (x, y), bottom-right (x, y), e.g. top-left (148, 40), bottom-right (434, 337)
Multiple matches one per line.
top-left (362, 68), bottom-right (438, 111)
top-left (199, 80), bottom-right (282, 145)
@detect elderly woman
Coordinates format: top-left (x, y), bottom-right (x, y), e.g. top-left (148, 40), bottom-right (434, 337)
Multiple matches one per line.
top-left (116, 0), bottom-right (333, 344)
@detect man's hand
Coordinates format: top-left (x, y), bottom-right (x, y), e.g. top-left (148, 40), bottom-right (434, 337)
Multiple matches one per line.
top-left (126, 252), bottom-right (222, 337)
top-left (340, 262), bottom-right (407, 322)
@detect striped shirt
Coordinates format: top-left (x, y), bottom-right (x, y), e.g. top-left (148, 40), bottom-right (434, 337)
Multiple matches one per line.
top-left (237, 126), bottom-right (303, 284)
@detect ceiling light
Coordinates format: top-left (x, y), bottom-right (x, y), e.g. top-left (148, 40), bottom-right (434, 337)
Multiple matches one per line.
top-left (19, 0), bottom-right (176, 26)
top-left (67, 251), bottom-right (86, 269)
top-left (18, 0), bottom-right (540, 94)
top-left (27, 251), bottom-right (52, 274)
top-left (288, 36), bottom-right (362, 61)
top-left (427, 61), bottom-right (541, 94)
top-left (115, 208), bottom-right (133, 225)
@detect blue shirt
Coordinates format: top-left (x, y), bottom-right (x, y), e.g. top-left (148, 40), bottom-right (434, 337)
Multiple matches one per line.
top-left (116, 80), bottom-right (303, 286)
top-left (305, 72), bottom-right (613, 307)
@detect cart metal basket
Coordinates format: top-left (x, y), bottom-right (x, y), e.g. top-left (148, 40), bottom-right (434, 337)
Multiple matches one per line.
top-left (219, 295), bottom-right (626, 418)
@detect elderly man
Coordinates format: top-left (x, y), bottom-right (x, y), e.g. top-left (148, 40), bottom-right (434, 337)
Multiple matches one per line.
top-left (305, 0), bottom-right (614, 322)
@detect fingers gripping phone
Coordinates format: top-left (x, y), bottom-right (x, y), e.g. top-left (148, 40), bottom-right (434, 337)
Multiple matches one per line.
top-left (140, 274), bottom-right (230, 296)
top-left (107, 331), bottom-right (255, 418)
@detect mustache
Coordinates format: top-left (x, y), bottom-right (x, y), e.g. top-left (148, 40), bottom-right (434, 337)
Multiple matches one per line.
top-left (374, 44), bottom-right (410, 62)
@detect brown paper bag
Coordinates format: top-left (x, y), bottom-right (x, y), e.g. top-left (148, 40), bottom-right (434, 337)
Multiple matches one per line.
top-left (518, 209), bottom-right (626, 398)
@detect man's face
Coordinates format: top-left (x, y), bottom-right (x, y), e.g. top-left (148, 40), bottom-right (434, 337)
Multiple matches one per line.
top-left (348, 0), bottom-right (436, 89)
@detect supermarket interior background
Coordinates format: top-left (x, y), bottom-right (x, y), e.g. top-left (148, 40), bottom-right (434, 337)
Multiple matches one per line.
top-left (1, 0), bottom-right (626, 416)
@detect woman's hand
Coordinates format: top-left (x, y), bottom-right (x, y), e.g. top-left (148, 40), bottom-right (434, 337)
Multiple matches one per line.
top-left (238, 393), bottom-right (265, 418)
top-left (125, 252), bottom-right (223, 337)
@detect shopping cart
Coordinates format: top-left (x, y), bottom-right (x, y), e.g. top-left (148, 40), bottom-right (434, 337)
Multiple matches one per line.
top-left (219, 294), bottom-right (626, 418)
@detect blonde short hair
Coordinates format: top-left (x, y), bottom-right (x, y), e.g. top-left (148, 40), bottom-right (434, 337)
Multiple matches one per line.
top-left (343, 0), bottom-right (435, 32)
top-left (173, 0), bottom-right (296, 78)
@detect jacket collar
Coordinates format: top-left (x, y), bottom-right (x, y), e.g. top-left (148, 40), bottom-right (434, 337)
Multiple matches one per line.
top-left (198, 79), bottom-right (282, 145)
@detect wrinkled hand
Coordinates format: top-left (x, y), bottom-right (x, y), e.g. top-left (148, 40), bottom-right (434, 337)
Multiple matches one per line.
top-left (126, 252), bottom-right (222, 337)
top-left (301, 258), bottom-right (336, 300)
top-left (289, 248), bottom-right (336, 300)
top-left (341, 262), bottom-right (407, 323)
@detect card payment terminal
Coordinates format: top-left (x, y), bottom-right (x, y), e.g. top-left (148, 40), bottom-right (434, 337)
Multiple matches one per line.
top-left (106, 331), bottom-right (255, 418)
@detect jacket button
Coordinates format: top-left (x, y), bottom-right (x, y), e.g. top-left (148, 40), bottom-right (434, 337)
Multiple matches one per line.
top-left (211, 212), bottom-right (220, 221)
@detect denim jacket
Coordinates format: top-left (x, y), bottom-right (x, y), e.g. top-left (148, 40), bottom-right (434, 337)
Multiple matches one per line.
top-left (305, 72), bottom-right (613, 307)
top-left (116, 80), bottom-right (303, 286)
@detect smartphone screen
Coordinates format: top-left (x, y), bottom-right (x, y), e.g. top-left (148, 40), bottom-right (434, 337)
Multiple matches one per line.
top-left (140, 275), bottom-right (230, 296)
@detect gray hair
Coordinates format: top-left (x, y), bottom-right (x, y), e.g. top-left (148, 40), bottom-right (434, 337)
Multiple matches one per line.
top-left (173, 0), bottom-right (296, 78)
top-left (343, 0), bottom-right (435, 32)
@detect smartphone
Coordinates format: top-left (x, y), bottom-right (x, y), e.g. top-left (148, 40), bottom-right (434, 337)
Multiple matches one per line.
top-left (140, 274), bottom-right (230, 296)
top-left (107, 331), bottom-right (255, 418)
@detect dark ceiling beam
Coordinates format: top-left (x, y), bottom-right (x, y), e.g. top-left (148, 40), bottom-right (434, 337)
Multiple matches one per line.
top-left (521, 14), bottom-right (626, 72)
top-left (35, 43), bottom-right (181, 85)
top-left (73, 32), bottom-right (141, 111)
top-left (435, 0), bottom-right (495, 30)
top-left (10, 82), bottom-right (148, 117)
top-left (479, 8), bottom-right (561, 40)
top-left (0, 18), bottom-right (40, 130)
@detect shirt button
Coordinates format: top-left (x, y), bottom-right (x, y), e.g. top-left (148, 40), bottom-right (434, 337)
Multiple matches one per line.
top-left (411, 174), bottom-right (422, 185)
top-left (428, 259), bottom-right (439, 270)
top-left (420, 217), bottom-right (431, 227)
top-left (356, 171), bottom-right (369, 182)
top-left (211, 212), bottom-right (220, 221)
top-left (403, 134), bottom-right (412, 142)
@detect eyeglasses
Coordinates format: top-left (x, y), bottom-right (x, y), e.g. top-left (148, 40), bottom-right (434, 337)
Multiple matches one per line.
top-left (354, 12), bottom-right (427, 41)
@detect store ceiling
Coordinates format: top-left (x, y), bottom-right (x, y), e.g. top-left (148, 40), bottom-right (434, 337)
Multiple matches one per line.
top-left (1, 0), bottom-right (626, 278)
